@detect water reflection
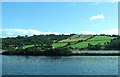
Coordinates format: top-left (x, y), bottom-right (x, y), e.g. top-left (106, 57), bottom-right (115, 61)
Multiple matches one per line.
top-left (2, 55), bottom-right (118, 75)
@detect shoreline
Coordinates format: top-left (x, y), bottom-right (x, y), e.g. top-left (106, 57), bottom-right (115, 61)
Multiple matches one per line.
top-left (1, 49), bottom-right (120, 56)
top-left (2, 53), bottom-right (120, 56)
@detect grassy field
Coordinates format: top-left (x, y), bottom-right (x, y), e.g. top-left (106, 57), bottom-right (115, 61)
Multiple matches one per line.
top-left (52, 43), bottom-right (67, 48)
top-left (23, 45), bottom-right (34, 49)
top-left (69, 36), bottom-right (115, 48)
top-left (59, 34), bottom-right (92, 43)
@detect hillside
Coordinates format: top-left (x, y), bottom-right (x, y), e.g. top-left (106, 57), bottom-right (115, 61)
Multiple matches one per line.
top-left (52, 34), bottom-right (93, 48)
top-left (52, 35), bottom-right (116, 49)
top-left (2, 34), bottom-right (118, 50)
top-left (59, 34), bottom-right (93, 43)
top-left (2, 36), bottom-right (120, 56)
top-left (69, 36), bottom-right (115, 49)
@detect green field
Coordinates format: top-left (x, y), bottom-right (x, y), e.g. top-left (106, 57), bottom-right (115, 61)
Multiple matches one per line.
top-left (23, 45), bottom-right (34, 49)
top-left (52, 43), bottom-right (67, 48)
top-left (70, 36), bottom-right (115, 48)
top-left (59, 34), bottom-right (92, 43)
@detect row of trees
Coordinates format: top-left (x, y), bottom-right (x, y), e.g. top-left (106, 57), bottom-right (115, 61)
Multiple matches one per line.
top-left (105, 37), bottom-right (120, 50)
top-left (2, 34), bottom-right (72, 50)
top-left (2, 47), bottom-right (72, 56)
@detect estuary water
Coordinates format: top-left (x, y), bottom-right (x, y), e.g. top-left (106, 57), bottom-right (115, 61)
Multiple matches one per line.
top-left (1, 54), bottom-right (118, 75)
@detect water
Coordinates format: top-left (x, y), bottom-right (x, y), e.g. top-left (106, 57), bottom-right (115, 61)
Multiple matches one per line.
top-left (2, 54), bottom-right (118, 75)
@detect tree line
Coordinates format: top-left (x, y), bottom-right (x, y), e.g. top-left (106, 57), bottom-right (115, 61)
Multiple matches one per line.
top-left (2, 34), bottom-right (72, 50)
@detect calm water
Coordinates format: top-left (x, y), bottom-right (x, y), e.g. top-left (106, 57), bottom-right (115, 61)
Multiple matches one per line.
top-left (2, 54), bottom-right (118, 75)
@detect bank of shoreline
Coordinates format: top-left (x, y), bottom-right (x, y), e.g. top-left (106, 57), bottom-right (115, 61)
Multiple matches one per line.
top-left (2, 52), bottom-right (120, 56)
top-left (1, 47), bottom-right (120, 56)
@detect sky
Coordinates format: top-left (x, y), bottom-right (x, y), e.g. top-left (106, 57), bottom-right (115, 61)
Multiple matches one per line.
top-left (1, 2), bottom-right (118, 37)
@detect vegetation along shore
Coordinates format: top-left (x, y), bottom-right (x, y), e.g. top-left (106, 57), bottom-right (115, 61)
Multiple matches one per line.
top-left (1, 34), bottom-right (120, 56)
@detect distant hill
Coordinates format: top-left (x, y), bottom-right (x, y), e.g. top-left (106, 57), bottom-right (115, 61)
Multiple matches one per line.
top-left (2, 34), bottom-right (118, 50)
